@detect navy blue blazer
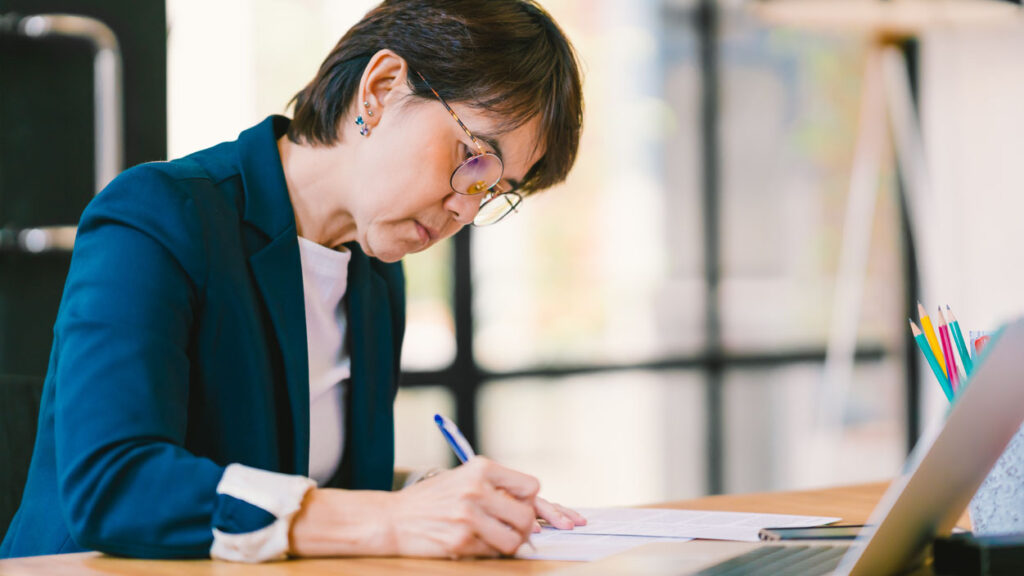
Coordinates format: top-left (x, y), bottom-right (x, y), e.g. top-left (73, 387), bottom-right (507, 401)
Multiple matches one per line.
top-left (1, 116), bottom-right (405, 558)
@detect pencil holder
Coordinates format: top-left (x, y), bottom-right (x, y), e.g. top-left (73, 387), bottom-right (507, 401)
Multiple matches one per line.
top-left (969, 422), bottom-right (1024, 535)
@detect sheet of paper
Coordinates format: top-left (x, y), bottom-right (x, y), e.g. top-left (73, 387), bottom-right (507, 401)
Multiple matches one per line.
top-left (516, 528), bottom-right (691, 561)
top-left (564, 507), bottom-right (841, 542)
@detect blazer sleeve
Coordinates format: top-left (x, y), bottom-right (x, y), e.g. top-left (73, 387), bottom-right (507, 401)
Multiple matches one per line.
top-left (52, 166), bottom-right (308, 559)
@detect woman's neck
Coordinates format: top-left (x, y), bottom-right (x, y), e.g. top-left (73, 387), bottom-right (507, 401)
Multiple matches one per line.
top-left (277, 135), bottom-right (357, 249)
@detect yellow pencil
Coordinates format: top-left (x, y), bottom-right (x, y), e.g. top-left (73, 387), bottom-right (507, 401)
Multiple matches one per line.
top-left (918, 301), bottom-right (946, 374)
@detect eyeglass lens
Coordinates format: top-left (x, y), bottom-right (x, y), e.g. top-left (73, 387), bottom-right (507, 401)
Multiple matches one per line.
top-left (451, 153), bottom-right (503, 195)
top-left (474, 192), bottom-right (521, 226)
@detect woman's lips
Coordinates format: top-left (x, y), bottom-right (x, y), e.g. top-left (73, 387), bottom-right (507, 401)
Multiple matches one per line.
top-left (415, 221), bottom-right (431, 245)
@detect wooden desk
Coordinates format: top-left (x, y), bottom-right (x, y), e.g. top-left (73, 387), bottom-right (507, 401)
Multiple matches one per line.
top-left (0, 481), bottom-right (963, 575)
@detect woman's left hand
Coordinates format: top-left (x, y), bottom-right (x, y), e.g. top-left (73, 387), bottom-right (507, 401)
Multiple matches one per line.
top-left (533, 496), bottom-right (587, 532)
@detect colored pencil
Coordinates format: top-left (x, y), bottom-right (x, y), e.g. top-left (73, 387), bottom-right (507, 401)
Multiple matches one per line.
top-left (937, 307), bottom-right (967, 382)
top-left (917, 302), bottom-right (946, 375)
top-left (945, 305), bottom-right (974, 376)
top-left (910, 319), bottom-right (954, 402)
top-left (936, 308), bottom-right (960, 392)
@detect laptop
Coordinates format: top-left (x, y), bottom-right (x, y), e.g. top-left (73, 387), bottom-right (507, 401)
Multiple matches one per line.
top-left (555, 317), bottom-right (1024, 576)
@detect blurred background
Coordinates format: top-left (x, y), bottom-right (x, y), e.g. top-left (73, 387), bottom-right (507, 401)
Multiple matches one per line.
top-left (3, 0), bottom-right (1024, 539)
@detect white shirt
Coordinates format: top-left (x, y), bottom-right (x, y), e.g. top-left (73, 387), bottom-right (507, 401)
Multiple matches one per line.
top-left (297, 236), bottom-right (352, 485)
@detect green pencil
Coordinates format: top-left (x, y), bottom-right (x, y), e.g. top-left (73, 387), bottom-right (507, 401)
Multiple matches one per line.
top-left (910, 319), bottom-right (954, 402)
top-left (945, 305), bottom-right (974, 376)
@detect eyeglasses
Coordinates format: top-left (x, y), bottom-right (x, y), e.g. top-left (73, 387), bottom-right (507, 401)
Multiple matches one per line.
top-left (415, 71), bottom-right (522, 226)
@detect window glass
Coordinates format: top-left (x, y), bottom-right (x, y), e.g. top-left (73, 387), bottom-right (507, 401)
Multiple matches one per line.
top-left (723, 361), bottom-right (906, 494)
top-left (393, 385), bottom-right (456, 470)
top-left (473, 0), bottom-right (704, 372)
top-left (716, 11), bottom-right (904, 352)
top-left (402, 239), bottom-right (456, 371)
top-left (478, 370), bottom-right (706, 507)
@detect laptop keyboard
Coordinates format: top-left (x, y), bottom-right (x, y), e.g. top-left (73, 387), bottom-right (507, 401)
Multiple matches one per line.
top-left (692, 545), bottom-right (847, 576)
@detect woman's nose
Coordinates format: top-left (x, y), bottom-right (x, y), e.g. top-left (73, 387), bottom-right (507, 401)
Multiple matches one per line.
top-left (444, 190), bottom-right (482, 225)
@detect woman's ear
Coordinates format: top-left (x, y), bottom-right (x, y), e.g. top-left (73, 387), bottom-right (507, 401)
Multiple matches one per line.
top-left (356, 49), bottom-right (409, 129)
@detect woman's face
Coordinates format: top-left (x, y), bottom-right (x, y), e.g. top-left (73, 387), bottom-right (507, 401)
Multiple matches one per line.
top-left (345, 87), bottom-right (544, 263)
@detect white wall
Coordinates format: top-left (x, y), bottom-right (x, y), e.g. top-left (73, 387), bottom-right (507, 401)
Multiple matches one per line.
top-left (920, 19), bottom-right (1024, 425)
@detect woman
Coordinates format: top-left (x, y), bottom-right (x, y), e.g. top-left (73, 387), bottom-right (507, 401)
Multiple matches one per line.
top-left (1, 0), bottom-right (585, 562)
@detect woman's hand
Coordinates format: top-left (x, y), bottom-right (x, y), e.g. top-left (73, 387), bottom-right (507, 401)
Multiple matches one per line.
top-left (388, 457), bottom-right (540, 558)
top-left (288, 457), bottom-right (540, 559)
top-left (533, 496), bottom-right (588, 532)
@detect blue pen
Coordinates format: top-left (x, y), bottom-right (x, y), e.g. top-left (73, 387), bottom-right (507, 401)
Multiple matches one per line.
top-left (433, 414), bottom-right (537, 553)
top-left (434, 414), bottom-right (477, 463)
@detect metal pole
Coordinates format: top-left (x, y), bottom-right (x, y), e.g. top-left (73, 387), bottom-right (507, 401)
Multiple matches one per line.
top-left (1, 13), bottom-right (124, 255)
top-left (696, 0), bottom-right (723, 495)
top-left (452, 228), bottom-right (480, 450)
top-left (18, 13), bottom-right (123, 193)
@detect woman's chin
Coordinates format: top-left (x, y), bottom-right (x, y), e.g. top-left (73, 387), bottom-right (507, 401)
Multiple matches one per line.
top-left (364, 241), bottom-right (409, 263)
top-left (364, 229), bottom-right (431, 262)
top-left (376, 252), bottom-right (405, 263)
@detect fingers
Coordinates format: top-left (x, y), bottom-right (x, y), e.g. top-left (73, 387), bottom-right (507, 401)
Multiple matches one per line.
top-left (442, 520), bottom-right (502, 560)
top-left (391, 458), bottom-right (543, 558)
top-left (561, 504), bottom-right (588, 526)
top-left (478, 483), bottom-right (536, 539)
top-left (441, 485), bottom-right (533, 558)
top-left (472, 457), bottom-right (540, 501)
top-left (535, 496), bottom-right (587, 529)
top-left (470, 498), bottom-right (532, 556)
top-left (535, 496), bottom-right (574, 529)
top-left (460, 460), bottom-right (537, 556)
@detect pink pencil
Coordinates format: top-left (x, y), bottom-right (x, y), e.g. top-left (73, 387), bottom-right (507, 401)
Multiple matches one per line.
top-left (937, 308), bottom-right (960, 393)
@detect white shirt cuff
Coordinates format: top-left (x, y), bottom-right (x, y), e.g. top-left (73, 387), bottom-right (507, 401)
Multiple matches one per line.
top-left (209, 463), bottom-right (316, 563)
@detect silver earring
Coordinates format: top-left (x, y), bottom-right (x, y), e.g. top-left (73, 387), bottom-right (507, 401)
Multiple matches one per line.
top-left (364, 100), bottom-right (374, 117)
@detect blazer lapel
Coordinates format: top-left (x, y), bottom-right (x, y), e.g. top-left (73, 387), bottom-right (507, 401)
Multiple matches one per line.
top-left (238, 116), bottom-right (310, 475)
top-left (249, 234), bottom-right (309, 475)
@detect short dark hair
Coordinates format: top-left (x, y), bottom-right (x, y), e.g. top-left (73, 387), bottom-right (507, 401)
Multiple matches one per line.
top-left (287, 0), bottom-right (584, 195)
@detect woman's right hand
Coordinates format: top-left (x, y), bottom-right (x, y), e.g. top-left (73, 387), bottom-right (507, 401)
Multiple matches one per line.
top-left (288, 457), bottom-right (540, 559)
top-left (388, 457), bottom-right (540, 558)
